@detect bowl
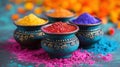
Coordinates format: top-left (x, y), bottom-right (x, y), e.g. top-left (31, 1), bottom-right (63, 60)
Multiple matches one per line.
top-left (70, 18), bottom-right (103, 49)
top-left (13, 18), bottom-right (48, 49)
top-left (41, 23), bottom-right (79, 58)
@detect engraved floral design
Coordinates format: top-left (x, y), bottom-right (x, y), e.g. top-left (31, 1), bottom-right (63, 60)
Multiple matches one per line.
top-left (77, 29), bottom-right (103, 39)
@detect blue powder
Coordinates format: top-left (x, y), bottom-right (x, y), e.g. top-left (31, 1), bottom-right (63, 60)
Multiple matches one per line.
top-left (72, 13), bottom-right (101, 24)
top-left (85, 37), bottom-right (119, 55)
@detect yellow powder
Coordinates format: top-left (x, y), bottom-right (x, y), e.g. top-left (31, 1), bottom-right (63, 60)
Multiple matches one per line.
top-left (47, 8), bottom-right (74, 18)
top-left (16, 14), bottom-right (47, 26)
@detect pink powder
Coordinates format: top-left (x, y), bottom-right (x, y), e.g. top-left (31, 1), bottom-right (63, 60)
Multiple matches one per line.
top-left (4, 38), bottom-right (113, 67)
top-left (99, 54), bottom-right (112, 62)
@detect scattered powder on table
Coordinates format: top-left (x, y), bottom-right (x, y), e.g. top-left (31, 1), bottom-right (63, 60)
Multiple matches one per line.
top-left (99, 54), bottom-right (113, 62)
top-left (86, 37), bottom-right (118, 55)
top-left (47, 8), bottom-right (74, 18)
top-left (15, 14), bottom-right (47, 26)
top-left (43, 22), bottom-right (77, 33)
top-left (108, 27), bottom-right (115, 36)
top-left (3, 38), bottom-right (113, 67)
top-left (72, 12), bottom-right (101, 24)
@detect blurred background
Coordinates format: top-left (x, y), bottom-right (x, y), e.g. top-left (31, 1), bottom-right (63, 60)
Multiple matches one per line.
top-left (0, 0), bottom-right (120, 67)
top-left (1, 0), bottom-right (120, 22)
top-left (0, 0), bottom-right (120, 42)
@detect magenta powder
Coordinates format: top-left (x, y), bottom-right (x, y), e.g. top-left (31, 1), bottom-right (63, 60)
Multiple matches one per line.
top-left (4, 38), bottom-right (113, 67)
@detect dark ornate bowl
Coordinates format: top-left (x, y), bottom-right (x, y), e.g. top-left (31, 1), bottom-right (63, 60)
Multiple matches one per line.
top-left (41, 23), bottom-right (79, 58)
top-left (13, 19), bottom-right (48, 50)
top-left (70, 18), bottom-right (103, 49)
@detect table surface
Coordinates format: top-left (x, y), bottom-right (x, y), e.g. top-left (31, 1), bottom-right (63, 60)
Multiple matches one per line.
top-left (0, 3), bottom-right (120, 67)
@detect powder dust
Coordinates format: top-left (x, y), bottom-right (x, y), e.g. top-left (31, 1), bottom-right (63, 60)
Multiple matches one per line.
top-left (3, 38), bottom-right (113, 67)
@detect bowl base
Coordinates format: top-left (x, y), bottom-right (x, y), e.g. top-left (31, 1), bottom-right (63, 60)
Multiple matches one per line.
top-left (79, 42), bottom-right (97, 49)
top-left (20, 44), bottom-right (40, 50)
top-left (49, 54), bottom-right (72, 59)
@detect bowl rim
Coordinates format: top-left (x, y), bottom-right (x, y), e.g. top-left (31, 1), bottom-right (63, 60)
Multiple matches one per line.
top-left (41, 23), bottom-right (79, 35)
top-left (14, 18), bottom-right (49, 27)
top-left (69, 17), bottom-right (102, 26)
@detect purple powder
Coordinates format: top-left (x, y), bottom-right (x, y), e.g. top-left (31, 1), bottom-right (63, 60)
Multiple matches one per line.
top-left (72, 13), bottom-right (101, 24)
top-left (3, 38), bottom-right (113, 67)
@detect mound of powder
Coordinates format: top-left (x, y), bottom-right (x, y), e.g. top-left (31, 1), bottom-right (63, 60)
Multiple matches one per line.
top-left (16, 14), bottom-right (47, 26)
top-left (3, 39), bottom-right (113, 67)
top-left (72, 13), bottom-right (101, 24)
top-left (47, 8), bottom-right (74, 18)
top-left (86, 37), bottom-right (118, 54)
top-left (43, 22), bottom-right (77, 33)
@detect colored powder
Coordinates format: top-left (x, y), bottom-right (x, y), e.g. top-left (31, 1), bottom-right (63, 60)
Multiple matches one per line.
top-left (43, 22), bottom-right (77, 33)
top-left (86, 37), bottom-right (118, 54)
top-left (108, 27), bottom-right (115, 36)
top-left (34, 7), bottom-right (42, 15)
top-left (3, 38), bottom-right (113, 67)
top-left (47, 8), bottom-right (74, 18)
top-left (17, 7), bottom-right (26, 14)
top-left (117, 22), bottom-right (120, 29)
top-left (11, 14), bottom-right (20, 20)
top-left (16, 14), bottom-right (47, 26)
top-left (5, 4), bottom-right (12, 10)
top-left (24, 2), bottom-right (34, 10)
top-left (72, 13), bottom-right (100, 24)
top-left (99, 54), bottom-right (112, 62)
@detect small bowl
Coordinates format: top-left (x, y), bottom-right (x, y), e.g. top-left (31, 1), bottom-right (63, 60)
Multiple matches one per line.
top-left (13, 18), bottom-right (48, 50)
top-left (41, 23), bottom-right (79, 58)
top-left (70, 18), bottom-right (103, 49)
top-left (45, 10), bottom-right (75, 23)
